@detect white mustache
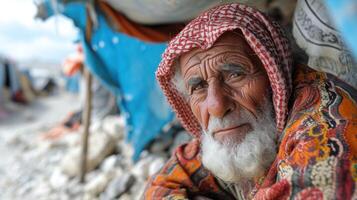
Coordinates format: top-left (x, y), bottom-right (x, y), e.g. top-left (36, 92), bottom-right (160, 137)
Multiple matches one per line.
top-left (206, 109), bottom-right (256, 136)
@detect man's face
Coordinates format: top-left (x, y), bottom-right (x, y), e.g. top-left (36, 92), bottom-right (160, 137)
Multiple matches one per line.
top-left (179, 32), bottom-right (271, 145)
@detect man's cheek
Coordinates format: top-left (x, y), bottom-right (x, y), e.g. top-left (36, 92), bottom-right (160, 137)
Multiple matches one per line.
top-left (189, 98), bottom-right (204, 123)
top-left (252, 73), bottom-right (270, 95)
top-left (245, 76), bottom-right (269, 107)
top-left (229, 86), bottom-right (260, 116)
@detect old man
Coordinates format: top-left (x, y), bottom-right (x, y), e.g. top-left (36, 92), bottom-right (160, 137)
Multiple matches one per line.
top-left (144, 3), bottom-right (357, 200)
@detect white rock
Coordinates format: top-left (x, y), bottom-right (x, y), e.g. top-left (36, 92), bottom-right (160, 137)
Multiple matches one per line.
top-left (85, 169), bottom-right (101, 183)
top-left (84, 172), bottom-right (112, 197)
top-left (65, 177), bottom-right (84, 197)
top-left (90, 120), bottom-right (103, 133)
top-left (5, 133), bottom-right (24, 146)
top-left (60, 132), bottom-right (81, 147)
top-left (18, 180), bottom-right (35, 196)
top-left (32, 179), bottom-right (52, 198)
top-left (47, 151), bottom-right (63, 165)
top-left (114, 168), bottom-right (124, 178)
top-left (50, 168), bottom-right (69, 189)
top-left (60, 131), bottom-right (116, 177)
top-left (131, 159), bottom-right (151, 180)
top-left (60, 147), bottom-right (80, 177)
top-left (102, 173), bottom-right (135, 199)
top-left (117, 141), bottom-right (134, 161)
top-left (22, 141), bottom-right (53, 161)
top-left (149, 134), bottom-right (173, 153)
top-left (131, 156), bottom-right (154, 180)
top-left (118, 193), bottom-right (132, 200)
top-left (148, 157), bottom-right (166, 177)
top-left (130, 180), bottom-right (146, 200)
top-left (83, 193), bottom-right (97, 200)
top-left (100, 155), bottom-right (117, 172)
top-left (102, 115), bottom-right (126, 140)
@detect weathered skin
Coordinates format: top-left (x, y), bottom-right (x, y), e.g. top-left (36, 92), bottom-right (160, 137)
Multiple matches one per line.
top-left (179, 32), bottom-right (270, 144)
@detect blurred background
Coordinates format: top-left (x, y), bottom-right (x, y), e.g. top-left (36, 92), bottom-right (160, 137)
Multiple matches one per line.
top-left (0, 0), bottom-right (356, 200)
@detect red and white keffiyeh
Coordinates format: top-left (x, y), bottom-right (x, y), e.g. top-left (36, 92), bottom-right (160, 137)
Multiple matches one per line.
top-left (157, 3), bottom-right (293, 137)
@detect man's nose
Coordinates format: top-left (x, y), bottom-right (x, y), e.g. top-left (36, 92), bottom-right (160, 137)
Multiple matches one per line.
top-left (206, 82), bottom-right (234, 119)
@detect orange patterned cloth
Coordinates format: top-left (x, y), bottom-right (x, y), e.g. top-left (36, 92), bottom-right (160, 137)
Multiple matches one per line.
top-left (144, 65), bottom-right (357, 199)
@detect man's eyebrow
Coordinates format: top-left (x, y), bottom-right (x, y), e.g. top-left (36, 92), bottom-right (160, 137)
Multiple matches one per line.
top-left (187, 77), bottom-right (203, 87)
top-left (221, 63), bottom-right (246, 72)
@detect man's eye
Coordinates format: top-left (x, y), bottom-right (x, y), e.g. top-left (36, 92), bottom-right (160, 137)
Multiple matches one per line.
top-left (228, 72), bottom-right (243, 79)
top-left (192, 84), bottom-right (203, 91)
top-left (190, 83), bottom-right (205, 94)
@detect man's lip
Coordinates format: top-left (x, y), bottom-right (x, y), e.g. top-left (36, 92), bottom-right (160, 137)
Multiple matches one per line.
top-left (212, 123), bottom-right (249, 136)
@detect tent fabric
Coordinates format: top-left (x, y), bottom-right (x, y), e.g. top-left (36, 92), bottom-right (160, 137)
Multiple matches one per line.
top-left (98, 2), bottom-right (185, 43)
top-left (0, 62), bottom-right (5, 103)
top-left (102, 0), bottom-right (241, 25)
top-left (0, 60), bottom-right (21, 95)
top-left (43, 1), bottom-right (174, 160)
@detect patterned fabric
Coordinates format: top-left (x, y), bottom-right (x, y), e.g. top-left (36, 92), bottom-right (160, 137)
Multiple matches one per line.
top-left (254, 65), bottom-right (357, 200)
top-left (145, 65), bottom-right (357, 200)
top-left (156, 3), bottom-right (293, 137)
top-left (293, 0), bottom-right (357, 89)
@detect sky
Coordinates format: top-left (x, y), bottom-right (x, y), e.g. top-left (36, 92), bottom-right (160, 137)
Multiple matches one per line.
top-left (0, 0), bottom-right (78, 64)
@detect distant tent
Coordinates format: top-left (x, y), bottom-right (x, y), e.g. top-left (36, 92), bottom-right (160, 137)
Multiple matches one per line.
top-left (37, 1), bottom-right (175, 160)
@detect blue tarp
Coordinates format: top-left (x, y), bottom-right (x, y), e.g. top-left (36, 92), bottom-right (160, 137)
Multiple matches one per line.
top-left (43, 2), bottom-right (174, 160)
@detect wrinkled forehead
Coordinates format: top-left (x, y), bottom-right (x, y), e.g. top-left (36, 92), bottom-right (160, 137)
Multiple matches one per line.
top-left (178, 31), bottom-right (259, 73)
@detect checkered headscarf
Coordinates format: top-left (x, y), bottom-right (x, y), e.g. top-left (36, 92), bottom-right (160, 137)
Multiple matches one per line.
top-left (156, 3), bottom-right (293, 138)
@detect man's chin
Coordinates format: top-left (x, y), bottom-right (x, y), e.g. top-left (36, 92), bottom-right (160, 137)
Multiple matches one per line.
top-left (201, 133), bottom-right (262, 183)
top-left (201, 126), bottom-right (277, 183)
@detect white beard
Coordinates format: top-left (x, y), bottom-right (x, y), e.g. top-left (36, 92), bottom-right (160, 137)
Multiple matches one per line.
top-left (201, 101), bottom-right (277, 183)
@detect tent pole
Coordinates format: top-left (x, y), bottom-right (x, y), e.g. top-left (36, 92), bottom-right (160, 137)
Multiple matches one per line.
top-left (80, 68), bottom-right (92, 183)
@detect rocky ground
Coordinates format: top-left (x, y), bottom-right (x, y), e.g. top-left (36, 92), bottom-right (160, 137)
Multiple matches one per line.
top-left (0, 91), bottom-right (191, 200)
